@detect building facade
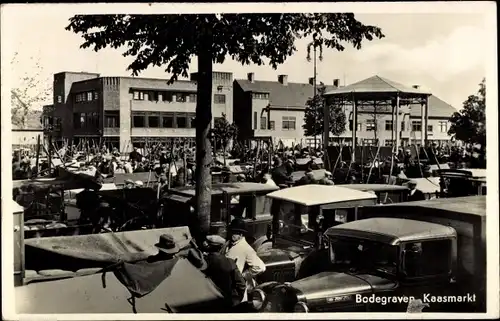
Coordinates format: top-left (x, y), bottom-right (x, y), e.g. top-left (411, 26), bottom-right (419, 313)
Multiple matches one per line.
top-left (43, 71), bottom-right (234, 152)
top-left (234, 74), bottom-right (456, 147)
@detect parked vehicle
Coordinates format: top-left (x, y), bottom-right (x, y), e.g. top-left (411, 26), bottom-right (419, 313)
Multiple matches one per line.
top-left (162, 182), bottom-right (279, 248)
top-left (437, 169), bottom-right (487, 197)
top-left (250, 196), bottom-right (486, 313)
top-left (253, 185), bottom-right (378, 284)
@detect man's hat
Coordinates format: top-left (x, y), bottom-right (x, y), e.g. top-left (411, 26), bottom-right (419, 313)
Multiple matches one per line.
top-left (187, 248), bottom-right (208, 270)
top-left (228, 218), bottom-right (247, 234)
top-left (154, 234), bottom-right (180, 255)
top-left (125, 179), bottom-right (135, 185)
top-left (206, 235), bottom-right (226, 247)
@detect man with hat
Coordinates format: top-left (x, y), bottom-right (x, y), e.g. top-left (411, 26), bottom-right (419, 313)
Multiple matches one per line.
top-left (221, 218), bottom-right (266, 302)
top-left (187, 235), bottom-right (247, 309)
top-left (150, 233), bottom-right (181, 262)
top-left (407, 180), bottom-right (426, 201)
top-left (124, 179), bottom-right (135, 189)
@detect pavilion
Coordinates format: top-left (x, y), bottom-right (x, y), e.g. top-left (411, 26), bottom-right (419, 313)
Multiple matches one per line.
top-left (323, 75), bottom-right (432, 160)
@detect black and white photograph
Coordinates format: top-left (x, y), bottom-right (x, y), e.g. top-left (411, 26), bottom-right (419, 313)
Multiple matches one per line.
top-left (1, 2), bottom-right (498, 319)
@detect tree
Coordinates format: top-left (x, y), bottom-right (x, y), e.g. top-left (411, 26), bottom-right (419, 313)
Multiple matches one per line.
top-left (448, 78), bottom-right (486, 149)
top-left (211, 113), bottom-right (238, 166)
top-left (303, 84), bottom-right (347, 141)
top-left (11, 52), bottom-right (52, 128)
top-left (66, 13), bottom-right (384, 234)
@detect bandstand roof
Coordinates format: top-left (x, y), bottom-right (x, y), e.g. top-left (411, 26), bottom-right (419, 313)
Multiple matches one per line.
top-left (324, 75), bottom-right (432, 97)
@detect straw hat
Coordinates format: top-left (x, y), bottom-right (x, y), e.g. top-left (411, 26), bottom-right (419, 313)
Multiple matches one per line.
top-left (135, 180), bottom-right (144, 186)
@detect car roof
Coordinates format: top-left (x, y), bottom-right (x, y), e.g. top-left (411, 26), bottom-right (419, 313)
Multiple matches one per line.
top-left (171, 182), bottom-right (279, 196)
top-left (325, 217), bottom-right (456, 245)
top-left (380, 195), bottom-right (486, 217)
top-left (338, 184), bottom-right (409, 192)
top-left (266, 184), bottom-right (377, 207)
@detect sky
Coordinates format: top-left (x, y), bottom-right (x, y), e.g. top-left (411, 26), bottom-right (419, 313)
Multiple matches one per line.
top-left (1, 3), bottom-right (494, 110)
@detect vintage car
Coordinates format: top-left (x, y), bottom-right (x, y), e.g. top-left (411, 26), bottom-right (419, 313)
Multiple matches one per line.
top-left (253, 185), bottom-right (378, 284)
top-left (162, 182), bottom-right (279, 248)
top-left (251, 196), bottom-right (486, 313)
top-left (436, 168), bottom-right (487, 197)
top-left (338, 184), bottom-right (410, 204)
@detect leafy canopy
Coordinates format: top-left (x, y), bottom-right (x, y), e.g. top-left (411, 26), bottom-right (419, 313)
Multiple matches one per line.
top-left (11, 52), bottom-right (51, 128)
top-left (448, 78), bottom-right (486, 147)
top-left (303, 84), bottom-right (347, 137)
top-left (210, 113), bottom-right (238, 150)
top-left (66, 14), bottom-right (384, 83)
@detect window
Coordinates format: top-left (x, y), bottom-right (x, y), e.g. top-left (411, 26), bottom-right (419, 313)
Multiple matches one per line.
top-left (385, 120), bottom-right (393, 131)
top-left (87, 92), bottom-right (93, 101)
top-left (363, 139), bottom-right (378, 146)
top-left (143, 92), bottom-right (149, 101)
top-left (163, 92), bottom-right (173, 102)
top-left (57, 95), bottom-right (62, 103)
top-left (148, 115), bottom-right (160, 128)
top-left (132, 114), bottom-right (146, 127)
top-left (214, 94), bottom-right (226, 104)
top-left (176, 114), bottom-right (187, 128)
top-left (94, 92), bottom-right (99, 100)
top-left (427, 125), bottom-right (433, 132)
top-left (260, 117), bottom-right (267, 130)
top-left (366, 119), bottom-right (376, 131)
top-left (401, 121), bottom-right (405, 131)
top-left (158, 93), bottom-right (163, 101)
top-left (88, 112), bottom-right (99, 127)
top-left (162, 113), bottom-right (174, 128)
top-left (403, 240), bottom-right (452, 277)
top-left (253, 112), bottom-right (258, 130)
top-left (75, 93), bottom-right (82, 103)
top-left (349, 120), bottom-right (362, 131)
top-left (104, 111), bottom-right (119, 128)
top-left (73, 113), bottom-right (81, 129)
top-left (133, 91), bottom-right (144, 100)
top-left (189, 94), bottom-right (197, 103)
top-left (282, 116), bottom-right (296, 130)
top-left (412, 121), bottom-right (422, 132)
top-left (385, 140), bottom-right (394, 147)
top-left (439, 121), bottom-right (448, 133)
top-left (189, 114), bottom-right (196, 127)
top-left (176, 93), bottom-right (186, 103)
top-left (80, 113), bottom-right (86, 127)
top-left (269, 121), bottom-right (275, 130)
top-left (252, 93), bottom-right (269, 100)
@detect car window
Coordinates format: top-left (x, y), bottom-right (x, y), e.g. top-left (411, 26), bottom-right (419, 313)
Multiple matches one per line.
top-left (403, 239), bottom-right (452, 277)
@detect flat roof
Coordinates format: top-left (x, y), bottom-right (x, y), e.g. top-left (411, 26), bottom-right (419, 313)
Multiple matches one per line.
top-left (266, 184), bottom-right (377, 207)
top-left (339, 184), bottom-right (409, 192)
top-left (381, 195), bottom-right (486, 217)
top-left (171, 182), bottom-right (279, 197)
top-left (325, 217), bottom-right (456, 245)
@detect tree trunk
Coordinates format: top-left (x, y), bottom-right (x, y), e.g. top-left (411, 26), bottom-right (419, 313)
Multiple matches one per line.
top-left (194, 33), bottom-right (213, 236)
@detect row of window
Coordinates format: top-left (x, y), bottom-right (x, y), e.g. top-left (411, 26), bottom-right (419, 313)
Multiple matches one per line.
top-left (75, 91), bottom-right (99, 103)
top-left (352, 120), bottom-right (447, 133)
top-left (252, 93), bottom-right (270, 100)
top-left (74, 112), bottom-right (99, 129)
top-left (132, 112), bottom-right (196, 129)
top-left (131, 90), bottom-right (227, 104)
top-left (254, 113), bottom-right (295, 131)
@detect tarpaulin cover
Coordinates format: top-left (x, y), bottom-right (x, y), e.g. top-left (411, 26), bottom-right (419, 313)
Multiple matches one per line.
top-left (290, 169), bottom-right (327, 182)
top-left (16, 257), bottom-right (225, 314)
top-left (24, 226), bottom-right (192, 265)
top-left (402, 177), bottom-right (441, 194)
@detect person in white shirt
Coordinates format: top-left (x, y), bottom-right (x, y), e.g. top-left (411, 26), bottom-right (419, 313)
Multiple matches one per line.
top-left (221, 218), bottom-right (266, 301)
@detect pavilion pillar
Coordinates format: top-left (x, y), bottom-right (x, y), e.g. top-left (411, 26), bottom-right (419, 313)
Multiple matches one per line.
top-left (420, 102), bottom-right (425, 147)
top-left (424, 95), bottom-right (429, 146)
top-left (395, 94), bottom-right (400, 150)
top-left (351, 97), bottom-right (357, 162)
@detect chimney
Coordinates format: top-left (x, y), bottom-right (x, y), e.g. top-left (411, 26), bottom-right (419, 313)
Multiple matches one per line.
top-left (278, 75), bottom-right (288, 86)
top-left (247, 72), bottom-right (255, 83)
top-left (308, 77), bottom-right (315, 86)
top-left (333, 79), bottom-right (340, 88)
top-left (413, 85), bottom-right (420, 89)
